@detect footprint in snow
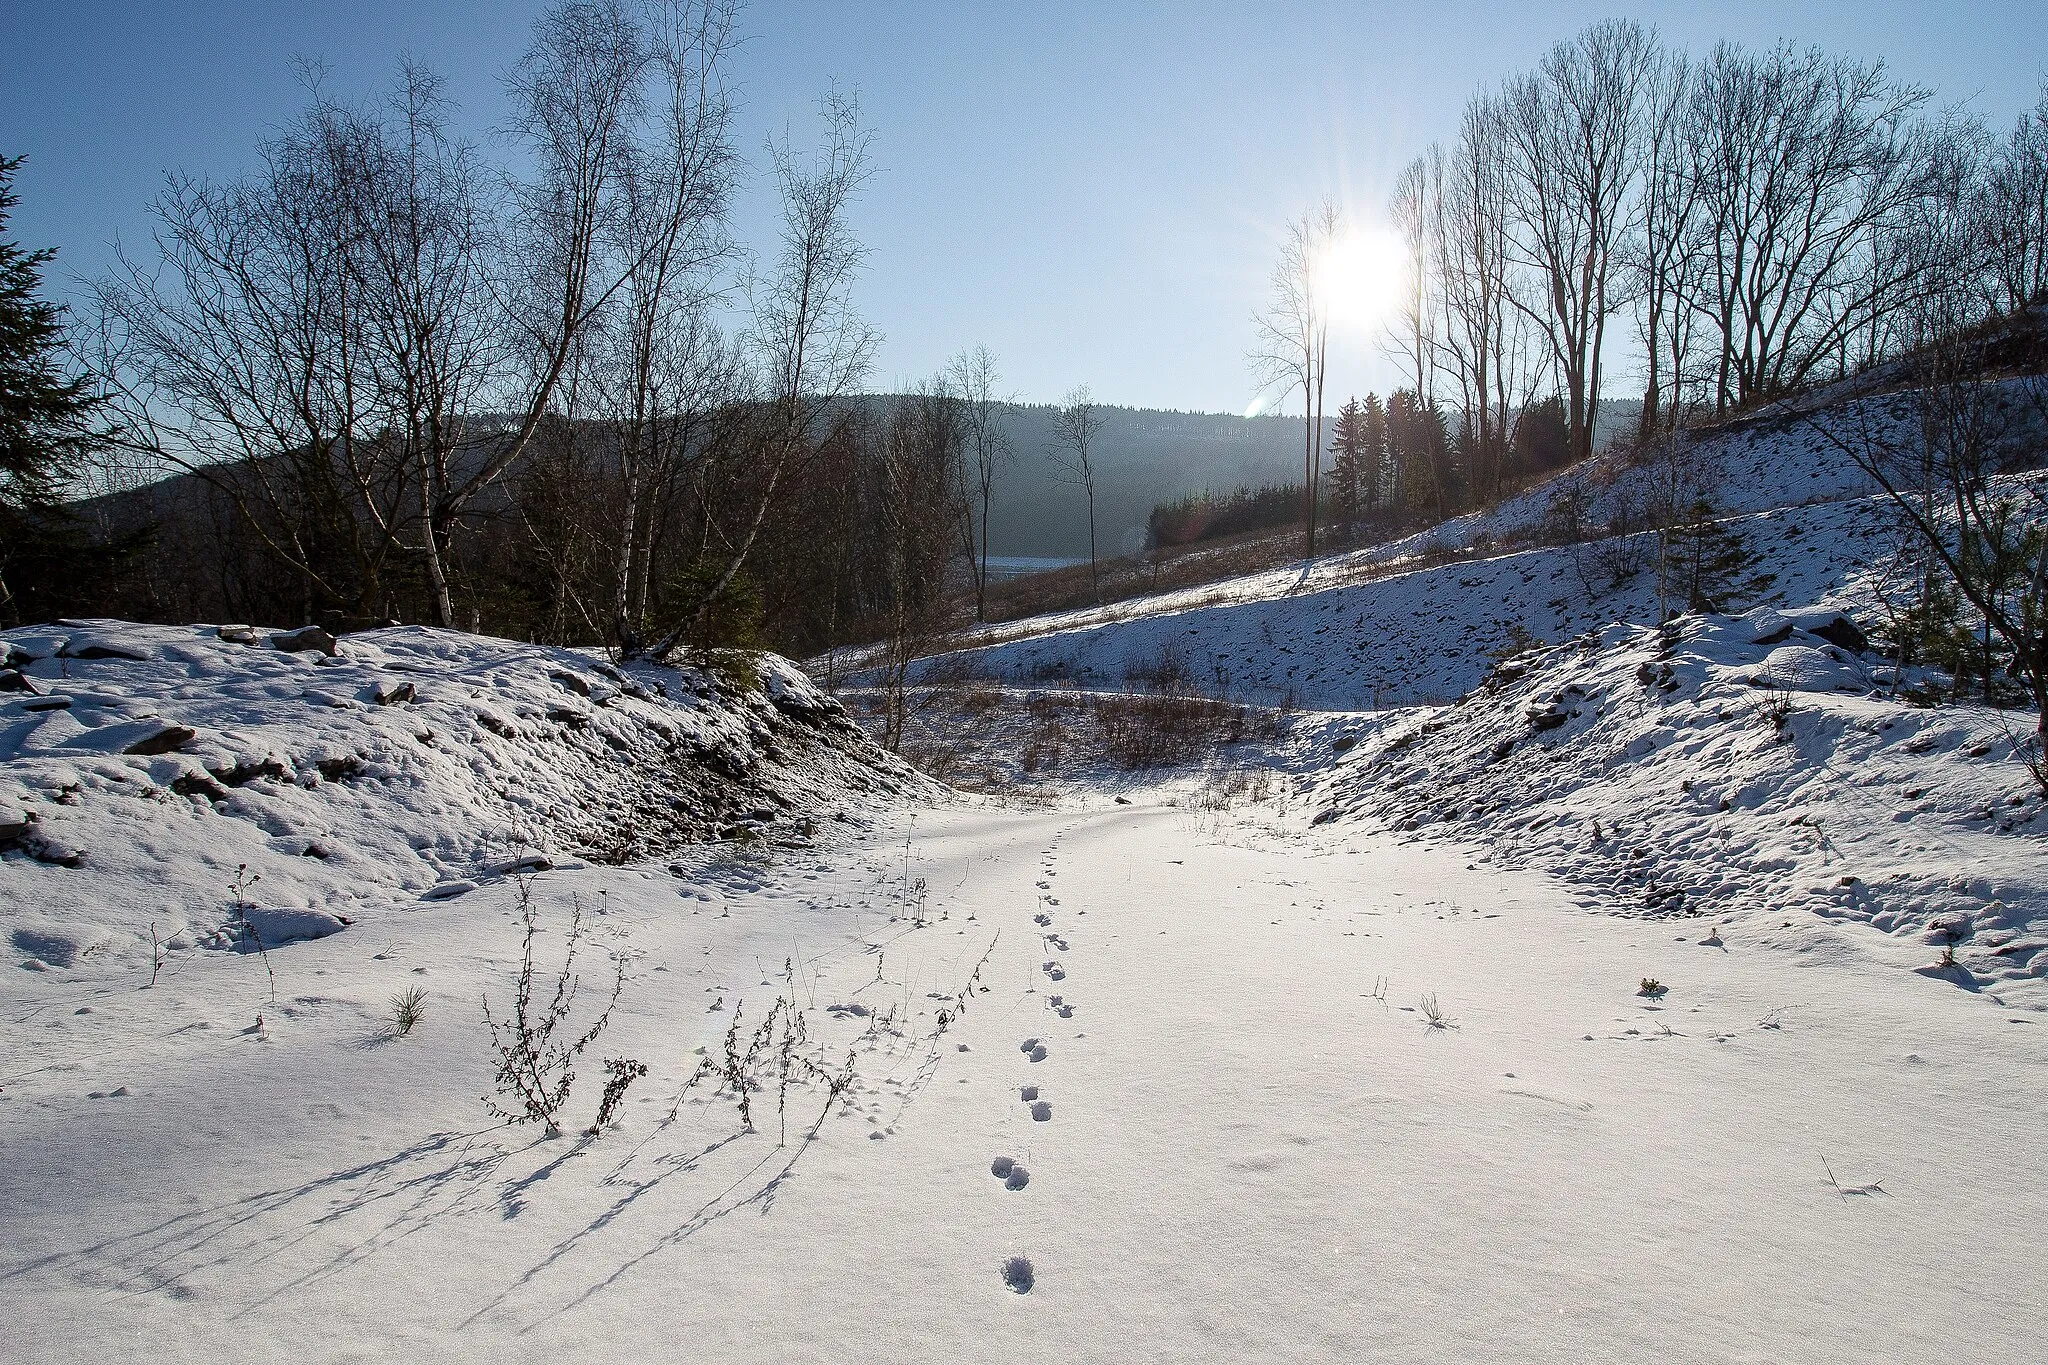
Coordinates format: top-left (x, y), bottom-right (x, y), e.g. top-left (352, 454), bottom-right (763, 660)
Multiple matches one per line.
top-left (1042, 961), bottom-right (1065, 981)
top-left (1019, 1084), bottom-right (1038, 1101)
top-left (1029, 1100), bottom-right (1052, 1122)
top-left (1002, 1255), bottom-right (1035, 1293)
top-left (1033, 913), bottom-right (1052, 926)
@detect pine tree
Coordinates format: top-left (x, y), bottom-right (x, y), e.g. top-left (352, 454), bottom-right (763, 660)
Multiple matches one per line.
top-left (0, 154), bottom-right (120, 625)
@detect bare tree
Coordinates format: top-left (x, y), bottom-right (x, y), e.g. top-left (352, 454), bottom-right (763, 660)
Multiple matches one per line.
top-left (1252, 199), bottom-right (1340, 556)
top-left (1982, 80), bottom-right (2048, 312)
top-left (877, 377), bottom-right (966, 748)
top-left (89, 67), bottom-right (417, 627)
top-left (1686, 42), bottom-right (1935, 412)
top-left (578, 0), bottom-right (742, 654)
top-left (1429, 98), bottom-right (1547, 502)
top-left (1498, 18), bottom-right (1656, 467)
top-left (1386, 159), bottom-right (1434, 406)
top-left (1632, 46), bottom-right (1703, 441)
top-left (1809, 298), bottom-right (2048, 748)
top-left (644, 88), bottom-right (878, 660)
top-left (948, 343), bottom-right (1012, 623)
top-left (94, 2), bottom-right (660, 633)
top-left (414, 0), bottom-right (651, 628)
top-left (1048, 384), bottom-right (1105, 600)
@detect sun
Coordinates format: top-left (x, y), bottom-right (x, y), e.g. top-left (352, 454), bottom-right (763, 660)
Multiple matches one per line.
top-left (1318, 228), bottom-right (1407, 331)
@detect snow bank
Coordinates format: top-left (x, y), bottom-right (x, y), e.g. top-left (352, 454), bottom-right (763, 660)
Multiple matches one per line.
top-left (0, 620), bottom-right (926, 968)
top-left (1311, 606), bottom-right (2048, 998)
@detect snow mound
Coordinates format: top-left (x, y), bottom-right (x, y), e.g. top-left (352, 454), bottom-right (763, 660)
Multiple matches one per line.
top-left (0, 620), bottom-right (927, 967)
top-left (1312, 606), bottom-right (2048, 998)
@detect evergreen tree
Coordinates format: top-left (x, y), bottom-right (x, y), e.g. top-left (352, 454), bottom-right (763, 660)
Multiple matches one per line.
top-left (1326, 397), bottom-right (1364, 544)
top-left (0, 154), bottom-right (122, 625)
top-left (1669, 499), bottom-right (1775, 613)
top-left (1359, 391), bottom-right (1388, 513)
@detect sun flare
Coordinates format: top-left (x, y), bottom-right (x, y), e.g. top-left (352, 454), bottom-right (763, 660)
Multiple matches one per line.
top-left (1318, 228), bottom-right (1407, 331)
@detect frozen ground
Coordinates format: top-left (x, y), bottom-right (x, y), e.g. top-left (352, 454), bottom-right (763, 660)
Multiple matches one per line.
top-left (4, 796), bottom-right (2044, 1361)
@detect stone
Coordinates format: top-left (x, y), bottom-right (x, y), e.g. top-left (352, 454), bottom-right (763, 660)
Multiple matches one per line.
top-left (123, 725), bottom-right (197, 756)
top-left (271, 625), bottom-right (339, 655)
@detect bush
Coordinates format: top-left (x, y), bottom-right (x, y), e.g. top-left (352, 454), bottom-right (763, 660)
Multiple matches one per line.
top-left (1091, 691), bottom-right (1250, 769)
top-left (481, 882), bottom-right (623, 1135)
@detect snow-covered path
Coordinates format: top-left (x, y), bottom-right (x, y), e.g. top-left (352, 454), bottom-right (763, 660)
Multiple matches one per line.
top-left (5, 799), bottom-right (2044, 1362)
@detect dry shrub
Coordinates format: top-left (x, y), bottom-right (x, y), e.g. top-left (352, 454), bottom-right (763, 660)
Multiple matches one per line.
top-left (1189, 765), bottom-right (1274, 809)
top-left (956, 682), bottom-right (1005, 716)
top-left (1021, 692), bottom-right (1073, 774)
top-left (1091, 691), bottom-right (1251, 769)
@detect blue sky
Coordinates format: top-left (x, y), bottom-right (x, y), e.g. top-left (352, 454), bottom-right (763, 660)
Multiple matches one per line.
top-left (5, 2), bottom-right (2045, 412)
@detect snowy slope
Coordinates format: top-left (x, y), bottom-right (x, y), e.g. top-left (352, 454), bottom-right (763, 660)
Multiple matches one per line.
top-left (910, 495), bottom-right (1903, 709)
top-left (1, 620), bottom-right (927, 972)
top-left (1310, 606), bottom-right (2048, 1003)
top-left (886, 375), bottom-right (2042, 712)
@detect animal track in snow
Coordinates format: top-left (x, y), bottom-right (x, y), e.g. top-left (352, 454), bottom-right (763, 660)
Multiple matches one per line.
top-left (1028, 1043), bottom-right (1048, 1062)
top-left (991, 1155), bottom-right (1014, 1177)
top-left (1033, 913), bottom-right (1052, 926)
top-left (1004, 1165), bottom-right (1030, 1190)
top-left (1019, 1037), bottom-right (1039, 1053)
top-left (1019, 1084), bottom-right (1038, 1101)
top-left (1002, 1255), bottom-right (1035, 1293)
top-left (1042, 961), bottom-right (1065, 981)
top-left (1029, 1100), bottom-right (1052, 1122)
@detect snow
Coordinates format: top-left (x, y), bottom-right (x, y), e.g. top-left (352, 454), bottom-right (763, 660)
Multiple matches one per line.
top-left (906, 494), bottom-right (1902, 709)
top-left (5, 378), bottom-right (2047, 1358)
top-left (0, 620), bottom-right (926, 967)
top-left (3, 798), bottom-right (2044, 1361)
top-left (1309, 607), bottom-right (2048, 1004)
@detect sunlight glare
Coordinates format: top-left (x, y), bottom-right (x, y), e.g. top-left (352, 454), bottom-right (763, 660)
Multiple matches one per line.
top-left (1318, 228), bottom-right (1407, 331)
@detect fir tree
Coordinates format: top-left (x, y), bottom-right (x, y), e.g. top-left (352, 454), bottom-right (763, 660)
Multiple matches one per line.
top-left (1358, 392), bottom-right (1387, 513)
top-left (0, 154), bottom-right (123, 625)
top-left (1670, 499), bottom-right (1775, 613)
top-left (1327, 397), bottom-right (1364, 545)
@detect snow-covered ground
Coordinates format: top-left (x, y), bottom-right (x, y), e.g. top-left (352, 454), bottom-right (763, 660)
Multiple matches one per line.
top-left (5, 795), bottom-right (2044, 1361)
top-left (6, 370), bottom-right (2047, 1358)
top-left (890, 376), bottom-right (2042, 711)
top-left (0, 620), bottom-right (922, 973)
top-left (1311, 606), bottom-right (2048, 1004)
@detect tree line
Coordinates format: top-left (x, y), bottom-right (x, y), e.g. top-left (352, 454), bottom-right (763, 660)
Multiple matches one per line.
top-left (2, 0), bottom-right (1134, 660)
top-left (1260, 19), bottom-right (2048, 555)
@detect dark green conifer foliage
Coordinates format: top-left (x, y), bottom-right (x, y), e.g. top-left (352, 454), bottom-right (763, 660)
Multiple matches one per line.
top-left (0, 155), bottom-right (130, 625)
